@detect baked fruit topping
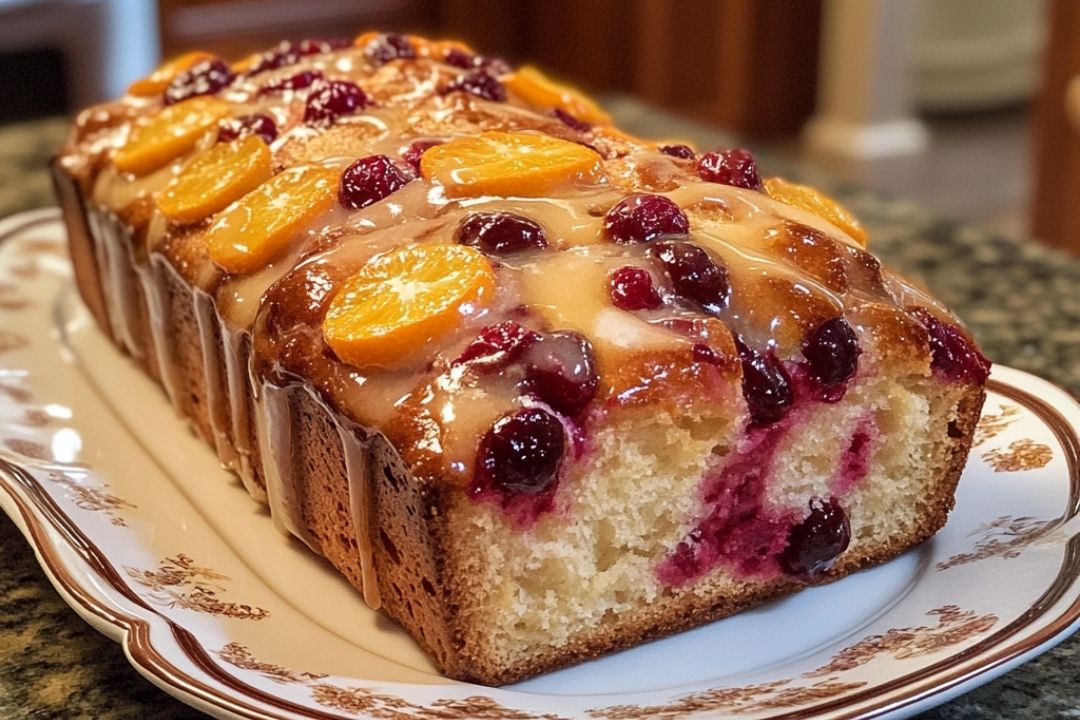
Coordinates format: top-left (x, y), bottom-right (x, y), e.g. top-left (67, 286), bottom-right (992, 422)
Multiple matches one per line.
top-left (112, 97), bottom-right (230, 175)
top-left (648, 240), bottom-right (729, 314)
top-left (164, 58), bottom-right (235, 105)
top-left (206, 164), bottom-right (339, 273)
top-left (908, 307), bottom-right (991, 383)
top-left (420, 131), bottom-right (603, 198)
top-left (503, 66), bottom-right (612, 126)
top-left (303, 80), bottom-right (370, 125)
top-left (697, 147), bottom-right (764, 190)
top-left (522, 330), bottom-right (599, 416)
top-left (454, 212), bottom-right (548, 254)
top-left (473, 406), bottom-right (566, 502)
top-left (338, 155), bottom-right (410, 210)
top-left (156, 135), bottom-right (273, 224)
top-left (217, 113), bottom-right (278, 145)
top-left (609, 265), bottom-right (662, 311)
top-left (323, 244), bottom-right (496, 368)
top-left (765, 178), bottom-right (868, 246)
top-left (127, 51), bottom-right (215, 97)
top-left (604, 193), bottom-right (689, 244)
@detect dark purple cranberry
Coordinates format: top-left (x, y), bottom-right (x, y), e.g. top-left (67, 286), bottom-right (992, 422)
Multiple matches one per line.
top-left (338, 155), bottom-right (410, 210)
top-left (217, 113), bottom-right (278, 145)
top-left (802, 317), bottom-right (861, 389)
top-left (697, 148), bottom-right (763, 191)
top-left (604, 193), bottom-right (689, 244)
top-left (363, 33), bottom-right (416, 65)
top-left (649, 241), bottom-right (729, 314)
top-left (401, 139), bottom-right (444, 173)
top-left (304, 80), bottom-right (369, 125)
top-left (295, 37), bottom-right (351, 55)
top-left (524, 331), bottom-right (599, 416)
top-left (779, 497), bottom-right (851, 578)
top-left (455, 212), bottom-right (547, 255)
top-left (454, 321), bottom-right (540, 368)
top-left (258, 70), bottom-right (323, 95)
top-left (445, 70), bottom-right (506, 101)
top-left (476, 408), bottom-right (565, 495)
top-left (908, 307), bottom-right (991, 383)
top-left (735, 337), bottom-right (793, 426)
top-left (609, 266), bottom-right (661, 311)
top-left (660, 144), bottom-right (695, 160)
top-left (692, 343), bottom-right (721, 365)
top-left (443, 48), bottom-right (475, 69)
top-left (247, 43), bottom-right (300, 76)
top-left (552, 108), bottom-right (591, 133)
top-left (163, 58), bottom-right (234, 105)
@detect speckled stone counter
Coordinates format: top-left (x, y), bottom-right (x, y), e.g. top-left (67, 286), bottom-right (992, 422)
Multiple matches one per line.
top-left (0, 109), bottom-right (1078, 719)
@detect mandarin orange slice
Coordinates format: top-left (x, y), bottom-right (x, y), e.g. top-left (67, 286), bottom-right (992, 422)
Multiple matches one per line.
top-left (113, 97), bottom-right (230, 176)
top-left (156, 135), bottom-right (273, 224)
top-left (206, 164), bottom-right (339, 273)
top-left (127, 51), bottom-right (215, 97)
top-left (764, 178), bottom-right (868, 246)
top-left (503, 66), bottom-right (612, 126)
top-left (420, 131), bottom-right (603, 198)
top-left (324, 244), bottom-right (496, 368)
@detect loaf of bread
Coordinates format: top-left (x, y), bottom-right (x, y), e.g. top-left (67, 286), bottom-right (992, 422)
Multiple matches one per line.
top-left (50, 33), bottom-right (989, 685)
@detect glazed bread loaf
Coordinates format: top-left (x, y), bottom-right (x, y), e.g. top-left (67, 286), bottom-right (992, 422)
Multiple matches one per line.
top-left (50, 33), bottom-right (990, 685)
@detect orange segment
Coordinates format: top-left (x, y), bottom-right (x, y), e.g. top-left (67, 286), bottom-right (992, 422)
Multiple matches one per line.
top-left (324, 244), bottom-right (496, 368)
top-left (156, 135), bottom-right (273, 224)
top-left (113, 97), bottom-right (230, 176)
top-left (207, 165), bottom-right (339, 273)
top-left (353, 31), bottom-right (380, 48)
top-left (421, 131), bottom-right (603, 198)
top-left (503, 66), bottom-right (612, 126)
top-left (128, 51), bottom-right (215, 97)
top-left (764, 178), bottom-right (868, 246)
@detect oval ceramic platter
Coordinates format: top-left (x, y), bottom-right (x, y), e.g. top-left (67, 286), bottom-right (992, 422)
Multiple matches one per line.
top-left (0, 209), bottom-right (1078, 720)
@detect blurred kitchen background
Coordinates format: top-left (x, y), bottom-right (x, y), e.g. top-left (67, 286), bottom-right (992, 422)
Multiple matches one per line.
top-left (1, 0), bottom-right (1078, 254)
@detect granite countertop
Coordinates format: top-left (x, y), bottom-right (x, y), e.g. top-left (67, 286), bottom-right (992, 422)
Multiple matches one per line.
top-left (0, 110), bottom-right (1078, 719)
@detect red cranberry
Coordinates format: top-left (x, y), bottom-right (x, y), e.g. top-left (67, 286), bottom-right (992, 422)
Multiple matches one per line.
top-left (258, 70), bottom-right (323, 95)
top-left (660, 144), bottom-right (695, 160)
top-left (609, 266), bottom-right (661, 311)
top-left (454, 321), bottom-right (540, 369)
top-left (908, 308), bottom-right (991, 384)
top-left (363, 33), bottom-right (416, 65)
top-left (217, 114), bottom-right (278, 145)
top-left (443, 48), bottom-right (474, 69)
top-left (476, 408), bottom-right (565, 495)
top-left (697, 148), bottom-right (763, 191)
top-left (649, 241), bottom-right (729, 314)
top-left (735, 337), bottom-right (793, 426)
top-left (779, 497), bottom-right (851, 578)
top-left (401, 139), bottom-right (444, 173)
top-left (524, 331), bottom-right (599, 416)
top-left (163, 58), bottom-right (234, 105)
top-left (445, 71), bottom-right (506, 101)
top-left (304, 80), bottom-right (369, 124)
top-left (552, 108), bottom-right (591, 132)
top-left (455, 212), bottom-right (547, 255)
top-left (339, 155), bottom-right (409, 210)
top-left (802, 317), bottom-right (861, 390)
top-left (604, 193), bottom-right (689, 244)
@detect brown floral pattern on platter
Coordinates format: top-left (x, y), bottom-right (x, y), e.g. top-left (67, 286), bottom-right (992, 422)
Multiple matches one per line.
top-left (803, 606), bottom-right (998, 678)
top-left (0, 330), bottom-right (28, 354)
top-left (0, 381), bottom-right (32, 403)
top-left (216, 642), bottom-right (328, 684)
top-left (3, 437), bottom-right (48, 460)
top-left (973, 404), bottom-right (1022, 447)
top-left (19, 408), bottom-right (51, 427)
top-left (983, 439), bottom-right (1054, 472)
top-left (310, 684), bottom-right (566, 720)
top-left (0, 281), bottom-right (29, 311)
top-left (936, 515), bottom-right (1063, 571)
top-left (17, 237), bottom-right (64, 257)
top-left (7, 259), bottom-right (38, 279)
top-left (47, 470), bottom-right (134, 527)
top-left (124, 554), bottom-right (269, 621)
top-left (589, 678), bottom-right (866, 719)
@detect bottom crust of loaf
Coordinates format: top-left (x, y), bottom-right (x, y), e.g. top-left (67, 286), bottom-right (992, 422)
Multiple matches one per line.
top-left (53, 161), bottom-right (985, 685)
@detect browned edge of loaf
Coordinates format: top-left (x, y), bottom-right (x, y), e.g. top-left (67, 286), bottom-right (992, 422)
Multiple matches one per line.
top-left (51, 158), bottom-right (987, 686)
